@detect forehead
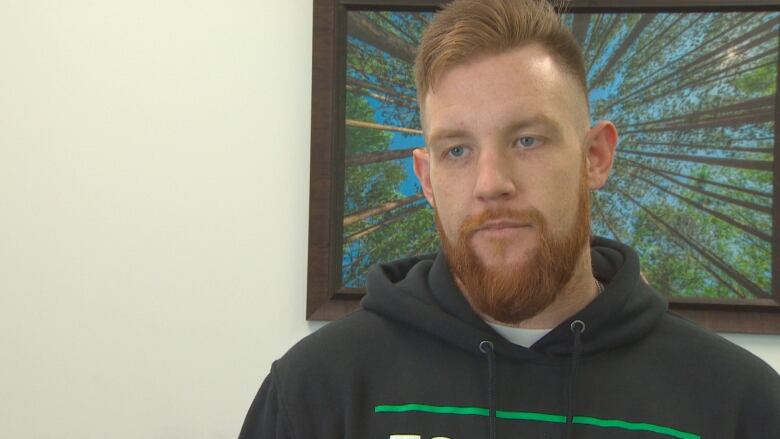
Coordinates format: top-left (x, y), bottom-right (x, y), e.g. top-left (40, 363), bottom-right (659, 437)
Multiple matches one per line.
top-left (422, 44), bottom-right (587, 137)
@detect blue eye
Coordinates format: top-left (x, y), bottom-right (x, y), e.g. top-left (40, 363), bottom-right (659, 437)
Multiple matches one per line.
top-left (517, 137), bottom-right (536, 148)
top-left (449, 146), bottom-right (465, 157)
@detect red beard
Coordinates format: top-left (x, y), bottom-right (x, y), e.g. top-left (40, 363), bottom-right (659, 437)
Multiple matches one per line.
top-left (436, 158), bottom-right (591, 324)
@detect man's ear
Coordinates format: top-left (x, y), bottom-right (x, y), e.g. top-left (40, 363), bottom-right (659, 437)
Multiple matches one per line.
top-left (412, 148), bottom-right (435, 207)
top-left (585, 120), bottom-right (618, 190)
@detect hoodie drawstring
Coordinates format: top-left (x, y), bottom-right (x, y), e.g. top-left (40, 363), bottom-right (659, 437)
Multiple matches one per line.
top-left (480, 321), bottom-right (584, 439)
top-left (479, 340), bottom-right (496, 439)
top-left (565, 320), bottom-right (585, 439)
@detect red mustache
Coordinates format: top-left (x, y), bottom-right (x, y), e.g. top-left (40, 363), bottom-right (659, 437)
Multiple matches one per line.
top-left (459, 207), bottom-right (546, 237)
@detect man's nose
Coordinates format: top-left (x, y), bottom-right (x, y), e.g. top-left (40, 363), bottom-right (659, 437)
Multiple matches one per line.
top-left (472, 147), bottom-right (516, 201)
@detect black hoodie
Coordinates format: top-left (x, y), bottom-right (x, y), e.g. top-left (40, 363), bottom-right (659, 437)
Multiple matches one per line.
top-left (239, 237), bottom-right (780, 439)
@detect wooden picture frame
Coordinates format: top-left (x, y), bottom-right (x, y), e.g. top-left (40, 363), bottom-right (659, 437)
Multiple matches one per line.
top-left (306, 0), bottom-right (780, 333)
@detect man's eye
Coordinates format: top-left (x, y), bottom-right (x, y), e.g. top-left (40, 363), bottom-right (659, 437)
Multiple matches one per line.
top-left (448, 146), bottom-right (466, 157)
top-left (516, 137), bottom-right (537, 148)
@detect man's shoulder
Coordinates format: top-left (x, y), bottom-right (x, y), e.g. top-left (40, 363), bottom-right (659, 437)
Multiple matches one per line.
top-left (271, 308), bottom-right (417, 382)
top-left (653, 311), bottom-right (778, 380)
top-left (281, 309), bottom-right (392, 363)
top-left (266, 308), bottom-right (436, 407)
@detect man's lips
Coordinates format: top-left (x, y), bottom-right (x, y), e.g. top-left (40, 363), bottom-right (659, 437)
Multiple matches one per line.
top-left (477, 219), bottom-right (530, 231)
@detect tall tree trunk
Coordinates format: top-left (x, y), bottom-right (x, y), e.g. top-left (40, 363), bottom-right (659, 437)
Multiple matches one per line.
top-left (348, 54), bottom-right (417, 96)
top-left (680, 18), bottom-right (778, 77)
top-left (614, 15), bottom-right (777, 106)
top-left (345, 228), bottom-right (438, 285)
top-left (661, 229), bottom-right (747, 299)
top-left (622, 14), bottom-right (685, 74)
top-left (618, 12), bottom-right (758, 89)
top-left (626, 161), bottom-right (772, 215)
top-left (593, 196), bottom-right (623, 242)
top-left (691, 258), bottom-right (747, 298)
top-left (586, 14), bottom-right (620, 79)
top-left (347, 86), bottom-right (415, 111)
top-left (619, 150), bottom-right (773, 172)
top-left (625, 95), bottom-right (773, 126)
top-left (571, 13), bottom-right (591, 45)
top-left (348, 12), bottom-right (417, 64)
top-left (346, 119), bottom-right (423, 135)
top-left (346, 147), bottom-right (417, 166)
top-left (347, 77), bottom-right (415, 106)
top-left (345, 203), bottom-right (426, 243)
top-left (343, 193), bottom-right (425, 227)
top-left (590, 14), bottom-right (656, 90)
top-left (637, 176), bottom-right (771, 242)
top-left (347, 85), bottom-right (408, 109)
top-left (615, 51), bottom-right (775, 111)
top-left (622, 158), bottom-right (772, 199)
top-left (580, 13), bottom-right (603, 57)
top-left (617, 189), bottom-right (769, 298)
top-left (620, 95), bottom-right (774, 133)
top-left (375, 12), bottom-right (418, 45)
top-left (621, 140), bottom-right (772, 155)
top-left (619, 109), bottom-right (774, 133)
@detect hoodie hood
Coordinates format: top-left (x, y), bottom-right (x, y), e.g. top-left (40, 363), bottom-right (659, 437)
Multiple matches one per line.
top-left (361, 235), bottom-right (667, 361)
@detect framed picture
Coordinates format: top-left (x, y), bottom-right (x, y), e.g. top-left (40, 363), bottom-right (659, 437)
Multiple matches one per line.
top-left (306, 0), bottom-right (780, 333)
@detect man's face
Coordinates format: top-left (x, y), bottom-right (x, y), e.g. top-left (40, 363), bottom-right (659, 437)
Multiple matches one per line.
top-left (414, 44), bottom-right (595, 323)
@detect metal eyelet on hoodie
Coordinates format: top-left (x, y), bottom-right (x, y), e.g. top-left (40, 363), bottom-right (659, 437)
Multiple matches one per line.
top-left (479, 340), bottom-right (496, 439)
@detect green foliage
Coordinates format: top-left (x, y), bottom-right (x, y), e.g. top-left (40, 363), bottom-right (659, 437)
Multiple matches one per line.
top-left (734, 63), bottom-right (777, 96)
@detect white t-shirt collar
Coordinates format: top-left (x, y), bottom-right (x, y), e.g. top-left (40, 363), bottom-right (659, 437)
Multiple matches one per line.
top-left (486, 322), bottom-right (552, 348)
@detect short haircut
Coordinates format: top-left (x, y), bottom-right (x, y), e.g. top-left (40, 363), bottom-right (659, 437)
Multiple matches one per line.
top-left (414, 0), bottom-right (587, 104)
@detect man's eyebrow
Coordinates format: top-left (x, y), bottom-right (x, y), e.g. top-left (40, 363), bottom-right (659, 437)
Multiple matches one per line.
top-left (503, 114), bottom-right (563, 135)
top-left (426, 128), bottom-right (470, 147)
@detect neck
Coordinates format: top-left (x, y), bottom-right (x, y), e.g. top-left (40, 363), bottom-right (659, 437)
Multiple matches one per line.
top-left (459, 244), bottom-right (600, 330)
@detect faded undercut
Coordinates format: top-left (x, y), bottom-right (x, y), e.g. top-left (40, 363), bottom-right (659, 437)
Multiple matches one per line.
top-left (414, 0), bottom-right (587, 106)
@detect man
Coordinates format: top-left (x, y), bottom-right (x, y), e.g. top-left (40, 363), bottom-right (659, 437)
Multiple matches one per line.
top-left (239, 0), bottom-right (780, 438)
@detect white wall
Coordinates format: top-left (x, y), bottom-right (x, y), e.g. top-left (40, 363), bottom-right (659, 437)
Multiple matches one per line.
top-left (0, 2), bottom-right (777, 438)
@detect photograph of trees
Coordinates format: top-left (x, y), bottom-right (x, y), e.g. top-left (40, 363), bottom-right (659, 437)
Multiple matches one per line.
top-left (340, 10), bottom-right (776, 303)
